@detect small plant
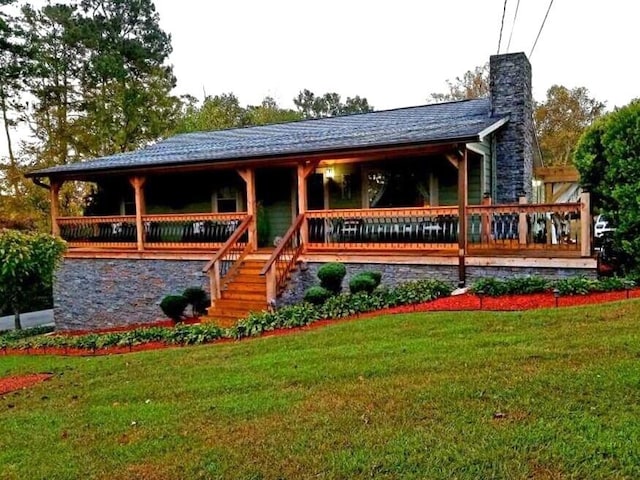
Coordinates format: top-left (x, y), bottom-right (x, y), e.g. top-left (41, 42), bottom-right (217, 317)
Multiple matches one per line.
top-left (303, 286), bottom-right (333, 305)
top-left (349, 273), bottom-right (377, 294)
top-left (182, 286), bottom-right (209, 316)
top-left (317, 262), bottom-right (347, 294)
top-left (160, 295), bottom-right (189, 322)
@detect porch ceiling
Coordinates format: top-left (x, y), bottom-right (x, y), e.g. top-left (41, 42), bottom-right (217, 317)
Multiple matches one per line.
top-left (28, 98), bottom-right (507, 181)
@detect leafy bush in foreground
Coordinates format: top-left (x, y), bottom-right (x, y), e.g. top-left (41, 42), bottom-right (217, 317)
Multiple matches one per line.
top-left (160, 295), bottom-right (188, 322)
top-left (471, 275), bottom-right (635, 297)
top-left (303, 286), bottom-right (332, 305)
top-left (317, 262), bottom-right (347, 294)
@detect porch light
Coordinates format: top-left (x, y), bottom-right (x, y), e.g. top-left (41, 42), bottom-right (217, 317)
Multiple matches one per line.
top-left (325, 167), bottom-right (335, 179)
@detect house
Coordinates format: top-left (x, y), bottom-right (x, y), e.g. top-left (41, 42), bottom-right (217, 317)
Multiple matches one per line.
top-left (27, 52), bottom-right (595, 331)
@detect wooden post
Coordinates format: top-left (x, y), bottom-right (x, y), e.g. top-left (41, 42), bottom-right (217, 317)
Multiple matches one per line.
top-left (518, 194), bottom-right (528, 245)
top-left (481, 193), bottom-right (491, 243)
top-left (238, 169), bottom-right (257, 250)
top-left (211, 261), bottom-right (221, 300)
top-left (457, 149), bottom-right (468, 285)
top-left (50, 180), bottom-right (62, 236)
top-left (129, 176), bottom-right (146, 251)
top-left (298, 163), bottom-right (309, 247)
top-left (265, 266), bottom-right (277, 306)
top-left (580, 191), bottom-right (591, 257)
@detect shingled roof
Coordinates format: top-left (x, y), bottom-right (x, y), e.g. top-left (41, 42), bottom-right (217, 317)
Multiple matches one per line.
top-left (29, 98), bottom-right (507, 178)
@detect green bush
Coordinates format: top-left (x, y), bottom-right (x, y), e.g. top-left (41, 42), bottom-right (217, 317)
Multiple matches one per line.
top-left (554, 277), bottom-right (596, 296)
top-left (182, 286), bottom-right (210, 316)
top-left (317, 262), bottom-right (347, 294)
top-left (349, 274), bottom-right (377, 294)
top-left (471, 277), bottom-right (550, 296)
top-left (160, 295), bottom-right (188, 322)
top-left (593, 276), bottom-right (635, 292)
top-left (361, 271), bottom-right (382, 288)
top-left (303, 286), bottom-right (332, 305)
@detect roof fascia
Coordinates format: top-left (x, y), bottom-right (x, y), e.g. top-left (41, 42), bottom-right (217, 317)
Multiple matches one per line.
top-left (477, 117), bottom-right (509, 142)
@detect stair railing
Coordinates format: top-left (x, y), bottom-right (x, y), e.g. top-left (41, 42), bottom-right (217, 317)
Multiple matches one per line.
top-left (260, 214), bottom-right (305, 305)
top-left (203, 215), bottom-right (253, 302)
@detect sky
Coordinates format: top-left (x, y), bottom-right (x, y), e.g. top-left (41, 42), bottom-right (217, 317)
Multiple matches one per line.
top-left (1, 0), bottom-right (639, 159)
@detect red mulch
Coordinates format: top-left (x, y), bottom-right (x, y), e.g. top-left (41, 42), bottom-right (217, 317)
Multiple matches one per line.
top-left (0, 373), bottom-right (53, 396)
top-left (58, 317), bottom-right (200, 336)
top-left (2, 289), bottom-right (639, 358)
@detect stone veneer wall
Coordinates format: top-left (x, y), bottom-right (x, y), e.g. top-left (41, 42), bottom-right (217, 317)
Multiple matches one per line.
top-left (490, 52), bottom-right (534, 203)
top-left (465, 266), bottom-right (597, 283)
top-left (278, 262), bottom-right (596, 306)
top-left (54, 258), bottom-right (209, 331)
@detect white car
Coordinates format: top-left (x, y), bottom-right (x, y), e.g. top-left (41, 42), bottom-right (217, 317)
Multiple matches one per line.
top-left (594, 214), bottom-right (615, 238)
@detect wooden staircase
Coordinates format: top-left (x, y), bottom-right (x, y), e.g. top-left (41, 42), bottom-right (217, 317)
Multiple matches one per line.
top-left (203, 259), bottom-right (268, 327)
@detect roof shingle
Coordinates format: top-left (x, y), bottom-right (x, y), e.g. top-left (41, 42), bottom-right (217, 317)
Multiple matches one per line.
top-left (30, 98), bottom-right (505, 177)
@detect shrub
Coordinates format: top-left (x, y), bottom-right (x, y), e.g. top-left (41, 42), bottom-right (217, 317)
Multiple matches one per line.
top-left (554, 277), bottom-right (596, 296)
top-left (361, 271), bottom-right (382, 288)
top-left (470, 278), bottom-right (508, 297)
top-left (349, 274), bottom-right (377, 294)
top-left (471, 277), bottom-right (550, 296)
top-left (593, 276), bottom-right (635, 292)
top-left (160, 295), bottom-right (188, 322)
top-left (317, 262), bottom-right (347, 294)
top-left (303, 286), bottom-right (332, 305)
top-left (182, 286), bottom-right (209, 316)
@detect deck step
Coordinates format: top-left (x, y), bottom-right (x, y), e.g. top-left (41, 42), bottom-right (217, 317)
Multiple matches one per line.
top-left (220, 291), bottom-right (266, 301)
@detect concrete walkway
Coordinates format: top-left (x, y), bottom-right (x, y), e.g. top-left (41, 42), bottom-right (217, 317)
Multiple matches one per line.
top-left (0, 310), bottom-right (54, 332)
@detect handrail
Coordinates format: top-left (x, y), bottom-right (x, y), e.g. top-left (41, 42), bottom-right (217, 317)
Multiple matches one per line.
top-left (202, 215), bottom-right (253, 303)
top-left (203, 215), bottom-right (253, 273)
top-left (260, 214), bottom-right (305, 305)
top-left (260, 214), bottom-right (305, 276)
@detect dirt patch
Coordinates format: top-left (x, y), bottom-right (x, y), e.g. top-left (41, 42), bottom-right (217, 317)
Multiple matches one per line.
top-left (0, 373), bottom-right (53, 395)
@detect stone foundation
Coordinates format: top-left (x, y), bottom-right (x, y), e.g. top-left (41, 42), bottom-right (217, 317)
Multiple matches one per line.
top-left (54, 258), bottom-right (209, 331)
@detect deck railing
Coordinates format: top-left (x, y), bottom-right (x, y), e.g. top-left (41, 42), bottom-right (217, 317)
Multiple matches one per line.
top-left (260, 214), bottom-right (305, 304)
top-left (202, 215), bottom-right (253, 301)
top-left (304, 206), bottom-right (459, 251)
top-left (141, 213), bottom-right (246, 249)
top-left (57, 212), bottom-right (247, 250)
top-left (58, 215), bottom-right (138, 248)
top-left (466, 202), bottom-right (584, 251)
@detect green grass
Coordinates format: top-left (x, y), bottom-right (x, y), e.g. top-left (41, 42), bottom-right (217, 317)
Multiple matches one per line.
top-left (1, 300), bottom-right (640, 479)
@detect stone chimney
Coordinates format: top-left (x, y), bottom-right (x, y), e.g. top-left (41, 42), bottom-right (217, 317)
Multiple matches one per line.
top-left (490, 52), bottom-right (533, 203)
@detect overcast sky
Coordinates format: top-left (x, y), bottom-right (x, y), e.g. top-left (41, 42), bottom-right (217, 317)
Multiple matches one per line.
top-left (2, 0), bottom-right (639, 159)
top-left (153, 0), bottom-right (639, 109)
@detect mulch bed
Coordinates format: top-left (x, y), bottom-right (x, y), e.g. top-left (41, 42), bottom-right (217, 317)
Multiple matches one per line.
top-left (2, 289), bottom-right (639, 359)
top-left (0, 373), bottom-right (53, 396)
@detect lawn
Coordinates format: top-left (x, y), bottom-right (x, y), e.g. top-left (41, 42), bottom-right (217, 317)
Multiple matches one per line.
top-left (1, 300), bottom-right (639, 479)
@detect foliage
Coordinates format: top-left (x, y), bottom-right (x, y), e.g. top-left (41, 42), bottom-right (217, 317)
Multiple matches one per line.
top-left (471, 276), bottom-right (551, 296)
top-left (175, 94), bottom-right (302, 134)
top-left (0, 230), bottom-right (66, 329)
top-left (317, 262), bottom-right (347, 294)
top-left (0, 325), bottom-right (54, 341)
top-left (360, 270), bottom-right (382, 288)
top-left (293, 89), bottom-right (373, 118)
top-left (470, 275), bottom-right (633, 297)
top-left (428, 64), bottom-right (489, 103)
top-left (348, 273), bottom-right (377, 294)
top-left (303, 286), bottom-right (332, 306)
top-left (554, 277), bottom-right (595, 296)
top-left (182, 287), bottom-right (209, 316)
top-left (535, 85), bottom-right (605, 166)
top-left (159, 295), bottom-right (188, 322)
top-left (574, 100), bottom-right (640, 273)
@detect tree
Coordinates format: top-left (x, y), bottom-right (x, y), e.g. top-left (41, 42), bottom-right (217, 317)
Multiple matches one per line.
top-left (293, 89), bottom-right (373, 118)
top-left (73, 0), bottom-right (180, 155)
top-left (0, 230), bottom-right (66, 329)
top-left (245, 96), bottom-right (301, 126)
top-left (428, 64), bottom-right (489, 103)
top-left (174, 94), bottom-right (303, 134)
top-left (574, 100), bottom-right (640, 273)
top-left (0, 0), bottom-right (28, 197)
top-left (535, 85), bottom-right (605, 165)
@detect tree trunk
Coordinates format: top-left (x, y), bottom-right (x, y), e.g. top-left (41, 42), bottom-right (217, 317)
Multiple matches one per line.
top-left (0, 92), bottom-right (19, 197)
top-left (14, 309), bottom-right (22, 330)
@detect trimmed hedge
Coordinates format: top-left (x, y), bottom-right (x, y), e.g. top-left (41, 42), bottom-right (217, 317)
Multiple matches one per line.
top-left (160, 295), bottom-right (188, 322)
top-left (317, 262), bottom-right (347, 294)
top-left (303, 286), bottom-right (333, 305)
